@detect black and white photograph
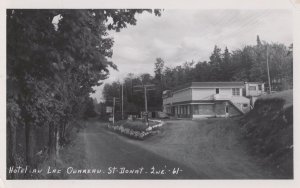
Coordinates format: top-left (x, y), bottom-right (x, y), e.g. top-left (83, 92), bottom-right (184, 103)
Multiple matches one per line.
top-left (4, 6), bottom-right (295, 181)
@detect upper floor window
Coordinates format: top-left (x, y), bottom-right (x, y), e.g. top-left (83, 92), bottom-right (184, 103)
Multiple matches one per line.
top-left (249, 86), bottom-right (256, 91)
top-left (232, 88), bottom-right (240, 96)
top-left (216, 88), bottom-right (219, 94)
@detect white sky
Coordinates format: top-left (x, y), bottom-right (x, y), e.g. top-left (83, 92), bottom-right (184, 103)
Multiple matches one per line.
top-left (91, 9), bottom-right (293, 102)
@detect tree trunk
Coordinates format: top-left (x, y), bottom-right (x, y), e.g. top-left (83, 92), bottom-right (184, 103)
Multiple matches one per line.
top-left (7, 123), bottom-right (16, 179)
top-left (25, 122), bottom-right (35, 167)
top-left (48, 123), bottom-right (56, 159)
top-left (61, 123), bottom-right (66, 142)
top-left (55, 124), bottom-right (60, 158)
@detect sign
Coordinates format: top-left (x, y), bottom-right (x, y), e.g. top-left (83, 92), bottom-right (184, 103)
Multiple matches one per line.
top-left (106, 106), bottom-right (113, 113)
top-left (142, 111), bottom-right (150, 116)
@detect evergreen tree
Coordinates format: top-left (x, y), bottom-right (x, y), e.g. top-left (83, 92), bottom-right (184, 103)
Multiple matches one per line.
top-left (209, 45), bottom-right (222, 81)
top-left (221, 47), bottom-right (232, 81)
top-left (257, 35), bottom-right (262, 46)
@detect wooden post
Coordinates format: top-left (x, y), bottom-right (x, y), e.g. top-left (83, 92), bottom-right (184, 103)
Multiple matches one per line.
top-left (266, 45), bottom-right (272, 94)
top-left (144, 86), bottom-right (149, 126)
top-left (121, 84), bottom-right (124, 120)
top-left (113, 97), bottom-right (115, 125)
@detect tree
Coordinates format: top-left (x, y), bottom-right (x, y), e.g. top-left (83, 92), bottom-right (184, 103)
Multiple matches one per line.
top-left (154, 58), bottom-right (165, 82)
top-left (193, 61), bottom-right (210, 82)
top-left (220, 47), bottom-right (232, 81)
top-left (7, 9), bottom-right (161, 175)
top-left (209, 45), bottom-right (222, 81)
top-left (83, 97), bottom-right (98, 118)
top-left (257, 35), bottom-right (262, 46)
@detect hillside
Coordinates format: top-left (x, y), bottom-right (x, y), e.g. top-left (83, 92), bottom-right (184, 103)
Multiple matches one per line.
top-left (241, 90), bottom-right (293, 178)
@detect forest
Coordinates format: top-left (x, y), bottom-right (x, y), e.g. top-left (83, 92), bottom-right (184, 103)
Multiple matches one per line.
top-left (101, 37), bottom-right (293, 116)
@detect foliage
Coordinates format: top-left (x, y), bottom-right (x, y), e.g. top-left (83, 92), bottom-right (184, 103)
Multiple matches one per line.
top-left (241, 90), bottom-right (293, 178)
top-left (7, 9), bottom-right (161, 171)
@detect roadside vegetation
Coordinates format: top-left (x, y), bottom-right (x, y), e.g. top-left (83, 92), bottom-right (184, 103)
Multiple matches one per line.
top-left (240, 90), bottom-right (293, 178)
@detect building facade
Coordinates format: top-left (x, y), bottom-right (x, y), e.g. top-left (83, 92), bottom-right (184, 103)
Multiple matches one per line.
top-left (244, 82), bottom-right (265, 97)
top-left (244, 82), bottom-right (266, 107)
top-left (162, 82), bottom-right (260, 119)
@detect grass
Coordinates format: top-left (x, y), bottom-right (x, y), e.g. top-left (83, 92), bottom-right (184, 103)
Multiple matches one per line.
top-left (35, 124), bottom-right (89, 179)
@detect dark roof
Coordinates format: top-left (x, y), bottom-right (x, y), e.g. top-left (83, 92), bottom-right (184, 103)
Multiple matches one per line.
top-left (172, 82), bottom-right (245, 92)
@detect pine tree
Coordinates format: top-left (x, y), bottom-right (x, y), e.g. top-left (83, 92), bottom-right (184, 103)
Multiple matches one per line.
top-left (209, 45), bottom-right (222, 81)
top-left (257, 35), bottom-right (262, 46)
top-left (221, 47), bottom-right (232, 81)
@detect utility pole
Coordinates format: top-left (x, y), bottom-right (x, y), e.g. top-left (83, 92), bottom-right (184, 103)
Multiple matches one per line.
top-left (106, 97), bottom-right (120, 124)
top-left (133, 84), bottom-right (156, 126)
top-left (266, 45), bottom-right (272, 94)
top-left (144, 86), bottom-right (148, 113)
top-left (113, 97), bottom-right (115, 125)
top-left (121, 84), bottom-right (124, 120)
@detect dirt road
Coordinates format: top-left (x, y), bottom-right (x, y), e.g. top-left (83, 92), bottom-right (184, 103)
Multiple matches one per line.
top-left (70, 118), bottom-right (275, 179)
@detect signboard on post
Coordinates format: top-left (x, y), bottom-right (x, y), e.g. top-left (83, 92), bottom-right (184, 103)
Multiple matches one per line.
top-left (106, 106), bottom-right (113, 113)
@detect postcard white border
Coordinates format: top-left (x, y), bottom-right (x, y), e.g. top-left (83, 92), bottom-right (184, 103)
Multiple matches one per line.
top-left (0, 0), bottom-right (299, 188)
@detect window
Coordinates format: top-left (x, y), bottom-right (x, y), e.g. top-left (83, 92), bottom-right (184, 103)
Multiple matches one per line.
top-left (249, 86), bottom-right (256, 91)
top-left (258, 84), bottom-right (262, 91)
top-left (216, 88), bottom-right (219, 94)
top-left (232, 88), bottom-right (240, 96)
top-left (193, 105), bottom-right (199, 115)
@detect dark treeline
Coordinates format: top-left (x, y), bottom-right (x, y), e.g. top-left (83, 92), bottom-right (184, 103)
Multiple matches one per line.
top-left (102, 36), bottom-right (293, 114)
top-left (7, 9), bottom-right (161, 178)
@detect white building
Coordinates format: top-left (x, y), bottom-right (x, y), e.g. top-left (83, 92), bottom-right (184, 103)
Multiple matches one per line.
top-left (244, 82), bottom-right (266, 106)
top-left (244, 82), bottom-right (265, 97)
top-left (163, 82), bottom-right (260, 119)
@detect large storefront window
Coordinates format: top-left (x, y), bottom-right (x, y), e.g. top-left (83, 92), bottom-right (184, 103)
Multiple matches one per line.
top-left (174, 105), bottom-right (191, 116)
top-left (193, 104), bottom-right (214, 115)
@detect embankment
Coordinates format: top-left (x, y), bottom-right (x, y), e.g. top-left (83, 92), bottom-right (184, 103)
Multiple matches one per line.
top-left (241, 90), bottom-right (293, 178)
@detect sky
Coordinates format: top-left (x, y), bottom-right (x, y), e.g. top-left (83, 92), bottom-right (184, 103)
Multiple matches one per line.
top-left (90, 9), bottom-right (293, 102)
